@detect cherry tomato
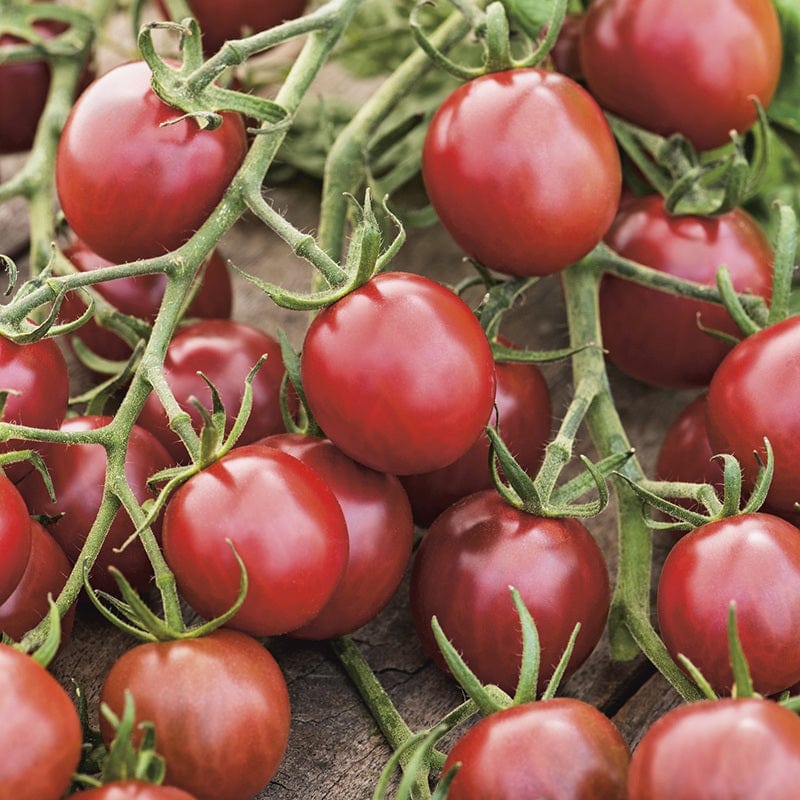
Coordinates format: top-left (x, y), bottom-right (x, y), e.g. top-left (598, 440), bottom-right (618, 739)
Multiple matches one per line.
top-left (162, 444), bottom-right (349, 635)
top-left (706, 315), bottom-right (800, 515)
top-left (410, 490), bottom-right (610, 695)
top-left (0, 471), bottom-right (31, 606)
top-left (598, 195), bottom-right (773, 388)
top-left (628, 698), bottom-right (800, 799)
top-left (0, 644), bottom-right (83, 800)
top-left (422, 68), bottom-right (620, 277)
top-left (301, 272), bottom-right (496, 475)
top-left (259, 433), bottom-right (414, 639)
top-left (136, 319), bottom-right (285, 463)
top-left (657, 512), bottom-right (800, 696)
top-left (99, 630), bottom-right (291, 800)
top-left (75, 782), bottom-right (198, 800)
top-left (442, 699), bottom-right (629, 799)
top-left (580, 0), bottom-right (782, 152)
top-left (17, 416), bottom-right (174, 595)
top-left (56, 60), bottom-right (247, 264)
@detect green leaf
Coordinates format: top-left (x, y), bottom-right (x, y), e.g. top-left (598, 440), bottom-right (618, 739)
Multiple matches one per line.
top-left (770, 0), bottom-right (800, 133)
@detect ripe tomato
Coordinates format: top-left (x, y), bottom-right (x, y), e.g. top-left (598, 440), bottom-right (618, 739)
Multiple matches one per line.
top-left (410, 490), bottom-right (610, 695)
top-left (628, 698), bottom-right (800, 799)
top-left (17, 416), bottom-right (174, 595)
top-left (422, 68), bottom-right (620, 277)
top-left (550, 13), bottom-right (585, 81)
top-left (0, 644), bottom-right (83, 800)
top-left (706, 315), bottom-right (800, 515)
top-left (657, 512), bottom-right (800, 696)
top-left (301, 272), bottom-right (496, 475)
top-left (99, 630), bottom-right (291, 800)
top-left (56, 60), bottom-right (247, 264)
top-left (0, 471), bottom-right (31, 606)
top-left (580, 0), bottom-right (782, 152)
top-left (598, 195), bottom-right (773, 388)
top-left (162, 444), bottom-right (348, 635)
top-left (75, 782), bottom-right (198, 800)
top-left (259, 433), bottom-right (414, 639)
top-left (442, 699), bottom-right (629, 799)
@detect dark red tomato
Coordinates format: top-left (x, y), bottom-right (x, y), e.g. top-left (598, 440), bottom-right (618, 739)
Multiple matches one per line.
top-left (0, 643), bottom-right (83, 800)
top-left (258, 433), bottom-right (414, 639)
top-left (59, 239), bottom-right (232, 362)
top-left (56, 60), bottom-right (247, 264)
top-left (17, 416), bottom-right (174, 595)
top-left (99, 630), bottom-right (291, 800)
top-left (410, 490), bottom-right (610, 695)
top-left (76, 782), bottom-right (198, 800)
top-left (442, 699), bottom-right (629, 799)
top-left (598, 195), bottom-right (773, 389)
top-left (400, 350), bottom-right (552, 527)
top-left (0, 334), bottom-right (70, 482)
top-left (156, 0), bottom-right (307, 55)
top-left (136, 319), bottom-right (285, 464)
top-left (550, 13), bottom-right (585, 80)
top-left (0, 471), bottom-right (31, 606)
top-left (628, 698), bottom-right (800, 799)
top-left (706, 315), bottom-right (800, 515)
top-left (162, 444), bottom-right (348, 635)
top-left (0, 520), bottom-right (75, 645)
top-left (422, 68), bottom-right (620, 277)
top-left (301, 272), bottom-right (496, 475)
top-left (657, 512), bottom-right (800, 696)
top-left (580, 0), bottom-right (782, 152)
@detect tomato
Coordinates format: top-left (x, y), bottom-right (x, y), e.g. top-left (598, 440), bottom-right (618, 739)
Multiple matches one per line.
top-left (657, 512), bottom-right (800, 696)
top-left (706, 315), bottom-right (800, 515)
top-left (259, 433), bottom-right (414, 639)
top-left (410, 490), bottom-right (610, 695)
top-left (17, 416), bottom-right (174, 595)
top-left (75, 782), bottom-right (198, 800)
top-left (136, 319), bottom-right (286, 463)
top-left (0, 644), bottom-right (83, 800)
top-left (442, 699), bottom-right (629, 799)
top-left (162, 444), bottom-right (348, 635)
top-left (0, 520), bottom-right (74, 645)
top-left (422, 68), bottom-right (620, 277)
top-left (400, 349), bottom-right (552, 527)
top-left (598, 195), bottom-right (773, 388)
top-left (99, 630), bottom-right (291, 800)
top-left (550, 13), bottom-right (585, 81)
top-left (0, 471), bottom-right (31, 606)
top-left (56, 60), bottom-right (247, 264)
top-left (59, 239), bottom-right (232, 362)
top-left (628, 698), bottom-right (800, 799)
top-left (301, 272), bottom-right (496, 475)
top-left (579, 0), bottom-right (783, 152)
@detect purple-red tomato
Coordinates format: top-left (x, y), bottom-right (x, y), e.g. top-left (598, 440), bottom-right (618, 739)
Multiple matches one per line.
top-left (56, 60), bottom-right (247, 263)
top-left (410, 490), bottom-right (610, 695)
top-left (136, 319), bottom-right (285, 464)
top-left (75, 783), bottom-right (198, 800)
top-left (259, 432), bottom-right (414, 639)
top-left (580, 0), bottom-right (783, 152)
top-left (422, 68), bottom-right (620, 276)
top-left (99, 630), bottom-right (291, 800)
top-left (598, 195), bottom-right (773, 388)
top-left (0, 471), bottom-right (31, 606)
top-left (162, 444), bottom-right (349, 635)
top-left (301, 272), bottom-right (496, 475)
top-left (628, 698), bottom-right (800, 799)
top-left (442, 699), bottom-right (629, 799)
top-left (657, 512), bottom-right (800, 696)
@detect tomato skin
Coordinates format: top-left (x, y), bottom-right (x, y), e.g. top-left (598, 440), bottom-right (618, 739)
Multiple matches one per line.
top-left (422, 68), bottom-right (620, 277)
top-left (657, 512), bottom-right (800, 696)
top-left (443, 699), bottom-right (629, 800)
top-left (99, 630), bottom-right (291, 800)
top-left (75, 782), bottom-right (198, 800)
top-left (259, 433), bottom-right (414, 639)
top-left (410, 491), bottom-right (610, 695)
top-left (56, 60), bottom-right (247, 264)
top-left (598, 196), bottom-right (773, 388)
top-left (628, 698), bottom-right (800, 799)
top-left (579, 0), bottom-right (782, 152)
top-left (0, 644), bottom-right (83, 800)
top-left (0, 472), bottom-right (31, 606)
top-left (163, 444), bottom-right (349, 636)
top-left (706, 316), bottom-right (800, 515)
top-left (136, 319), bottom-right (285, 464)
top-left (301, 272), bottom-right (497, 475)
